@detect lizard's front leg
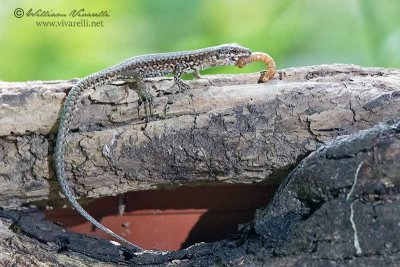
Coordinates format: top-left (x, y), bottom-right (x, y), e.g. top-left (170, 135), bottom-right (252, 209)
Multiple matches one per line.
top-left (173, 64), bottom-right (190, 92)
top-left (130, 79), bottom-right (153, 122)
top-left (193, 69), bottom-right (202, 79)
top-left (120, 75), bottom-right (154, 122)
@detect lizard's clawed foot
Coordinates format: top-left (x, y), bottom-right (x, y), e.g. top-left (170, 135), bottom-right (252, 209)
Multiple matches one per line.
top-left (137, 91), bottom-right (153, 122)
top-left (128, 81), bottom-right (154, 122)
top-left (176, 80), bottom-right (190, 92)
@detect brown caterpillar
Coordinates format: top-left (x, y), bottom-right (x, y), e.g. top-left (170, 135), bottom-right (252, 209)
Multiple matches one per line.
top-left (236, 52), bottom-right (276, 83)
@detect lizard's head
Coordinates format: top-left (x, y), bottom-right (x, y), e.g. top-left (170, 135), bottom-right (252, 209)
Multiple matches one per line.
top-left (219, 43), bottom-right (251, 65)
top-left (213, 43), bottom-right (252, 66)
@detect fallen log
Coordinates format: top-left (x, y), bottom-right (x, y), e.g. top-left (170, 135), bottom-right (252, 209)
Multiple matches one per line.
top-left (0, 64), bottom-right (399, 208)
top-left (1, 117), bottom-right (399, 266)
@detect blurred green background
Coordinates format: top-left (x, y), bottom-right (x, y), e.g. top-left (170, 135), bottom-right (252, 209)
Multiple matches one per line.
top-left (1, 0), bottom-right (399, 82)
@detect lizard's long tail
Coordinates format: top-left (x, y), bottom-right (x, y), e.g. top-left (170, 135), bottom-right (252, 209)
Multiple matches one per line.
top-left (54, 76), bottom-right (143, 251)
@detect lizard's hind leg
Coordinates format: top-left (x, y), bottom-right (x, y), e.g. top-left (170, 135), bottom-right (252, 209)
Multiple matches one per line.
top-left (171, 64), bottom-right (190, 92)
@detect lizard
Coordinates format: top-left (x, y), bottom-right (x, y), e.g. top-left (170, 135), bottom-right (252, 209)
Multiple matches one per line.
top-left (54, 43), bottom-right (254, 251)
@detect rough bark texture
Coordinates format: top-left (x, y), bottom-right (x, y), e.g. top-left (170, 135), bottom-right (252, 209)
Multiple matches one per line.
top-left (1, 64), bottom-right (399, 208)
top-left (1, 119), bottom-right (399, 266)
top-left (0, 64), bottom-right (399, 265)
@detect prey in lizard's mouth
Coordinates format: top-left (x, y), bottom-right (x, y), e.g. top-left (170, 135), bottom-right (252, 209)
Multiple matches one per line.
top-left (228, 52), bottom-right (252, 65)
top-left (235, 57), bottom-right (250, 68)
top-left (214, 43), bottom-right (252, 66)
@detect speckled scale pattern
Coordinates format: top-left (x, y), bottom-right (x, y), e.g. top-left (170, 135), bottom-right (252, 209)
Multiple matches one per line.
top-left (54, 43), bottom-right (252, 251)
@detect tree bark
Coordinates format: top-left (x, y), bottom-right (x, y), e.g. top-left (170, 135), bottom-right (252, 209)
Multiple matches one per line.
top-left (0, 64), bottom-right (400, 265)
top-left (0, 117), bottom-right (399, 266)
top-left (1, 64), bottom-right (399, 208)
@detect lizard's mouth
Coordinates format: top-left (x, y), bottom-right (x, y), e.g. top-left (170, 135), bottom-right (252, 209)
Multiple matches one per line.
top-left (229, 54), bottom-right (250, 65)
top-left (235, 56), bottom-right (250, 68)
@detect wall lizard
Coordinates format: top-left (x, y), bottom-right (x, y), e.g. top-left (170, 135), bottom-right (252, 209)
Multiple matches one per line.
top-left (54, 44), bottom-right (254, 251)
